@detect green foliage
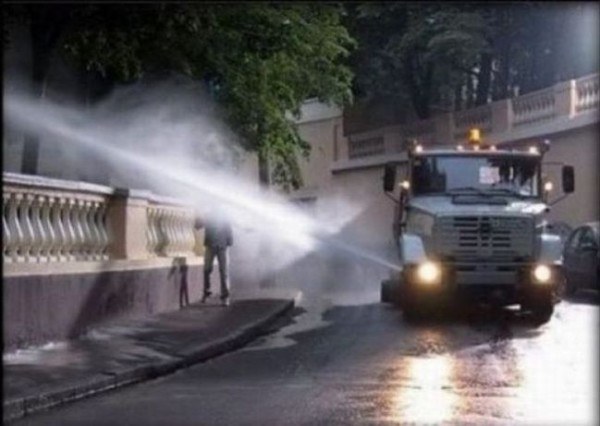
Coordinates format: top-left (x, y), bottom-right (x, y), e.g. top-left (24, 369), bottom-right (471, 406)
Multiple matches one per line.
top-left (350, 4), bottom-right (489, 118)
top-left (5, 4), bottom-right (355, 190)
top-left (64, 4), bottom-right (355, 190)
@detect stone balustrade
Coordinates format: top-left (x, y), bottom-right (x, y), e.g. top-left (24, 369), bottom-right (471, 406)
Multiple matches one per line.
top-left (453, 104), bottom-right (492, 137)
top-left (348, 136), bottom-right (385, 159)
top-left (576, 74), bottom-right (599, 112)
top-left (340, 73), bottom-right (598, 161)
top-left (2, 173), bottom-right (200, 264)
top-left (3, 173), bottom-right (112, 264)
top-left (512, 87), bottom-right (556, 126)
top-left (403, 118), bottom-right (437, 145)
top-left (146, 197), bottom-right (197, 258)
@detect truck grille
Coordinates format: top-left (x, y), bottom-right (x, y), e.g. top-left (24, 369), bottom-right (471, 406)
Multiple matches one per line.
top-left (435, 216), bottom-right (534, 262)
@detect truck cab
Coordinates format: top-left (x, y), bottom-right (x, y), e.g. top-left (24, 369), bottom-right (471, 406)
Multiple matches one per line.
top-left (380, 134), bottom-right (575, 323)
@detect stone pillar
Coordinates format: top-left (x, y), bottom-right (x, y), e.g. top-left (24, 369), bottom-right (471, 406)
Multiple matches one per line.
top-left (434, 112), bottom-right (455, 145)
top-left (491, 99), bottom-right (513, 134)
top-left (106, 189), bottom-right (150, 260)
top-left (334, 118), bottom-right (349, 160)
top-left (553, 80), bottom-right (577, 119)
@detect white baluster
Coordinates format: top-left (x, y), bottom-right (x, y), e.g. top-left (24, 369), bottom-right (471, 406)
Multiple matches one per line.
top-left (184, 212), bottom-right (195, 254)
top-left (151, 207), bottom-right (160, 256)
top-left (40, 195), bottom-right (56, 262)
top-left (3, 194), bottom-right (12, 262)
top-left (146, 207), bottom-right (156, 257)
top-left (19, 194), bottom-right (35, 262)
top-left (69, 199), bottom-right (85, 260)
top-left (179, 212), bottom-right (188, 255)
top-left (7, 193), bottom-right (24, 262)
top-left (50, 197), bottom-right (67, 261)
top-left (60, 198), bottom-right (75, 261)
top-left (173, 211), bottom-right (183, 255)
top-left (28, 193), bottom-right (46, 262)
top-left (161, 210), bottom-right (172, 256)
top-left (170, 210), bottom-right (179, 255)
top-left (183, 212), bottom-right (192, 254)
top-left (156, 208), bottom-right (166, 256)
top-left (78, 200), bottom-right (93, 260)
top-left (161, 209), bottom-right (172, 256)
top-left (97, 203), bottom-right (109, 260)
top-left (86, 201), bottom-right (101, 260)
top-left (153, 208), bottom-right (163, 256)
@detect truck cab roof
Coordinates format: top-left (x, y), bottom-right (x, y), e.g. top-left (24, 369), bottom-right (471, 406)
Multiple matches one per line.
top-left (412, 148), bottom-right (541, 157)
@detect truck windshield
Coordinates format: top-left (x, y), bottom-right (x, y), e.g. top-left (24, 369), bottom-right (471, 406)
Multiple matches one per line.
top-left (412, 155), bottom-right (540, 197)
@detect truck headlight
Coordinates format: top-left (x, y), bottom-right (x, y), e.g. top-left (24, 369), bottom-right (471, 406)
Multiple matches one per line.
top-left (532, 264), bottom-right (552, 283)
top-left (416, 262), bottom-right (441, 284)
top-left (406, 213), bottom-right (434, 237)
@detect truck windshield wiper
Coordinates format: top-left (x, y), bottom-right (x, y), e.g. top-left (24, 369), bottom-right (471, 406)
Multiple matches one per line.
top-left (447, 186), bottom-right (487, 196)
top-left (484, 188), bottom-right (528, 198)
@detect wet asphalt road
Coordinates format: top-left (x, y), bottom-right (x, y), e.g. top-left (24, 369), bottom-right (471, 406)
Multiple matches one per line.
top-left (14, 290), bottom-right (599, 426)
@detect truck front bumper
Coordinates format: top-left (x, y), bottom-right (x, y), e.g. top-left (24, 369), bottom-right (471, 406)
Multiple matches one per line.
top-left (402, 262), bottom-right (562, 305)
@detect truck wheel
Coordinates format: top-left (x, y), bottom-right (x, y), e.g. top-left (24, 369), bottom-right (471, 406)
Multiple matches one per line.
top-left (403, 305), bottom-right (420, 322)
top-left (530, 303), bottom-right (553, 324)
top-left (524, 289), bottom-right (554, 324)
top-left (381, 280), bottom-right (392, 303)
top-left (402, 296), bottom-right (424, 322)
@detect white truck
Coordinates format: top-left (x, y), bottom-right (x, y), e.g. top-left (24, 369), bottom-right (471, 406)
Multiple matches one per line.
top-left (380, 135), bottom-right (575, 323)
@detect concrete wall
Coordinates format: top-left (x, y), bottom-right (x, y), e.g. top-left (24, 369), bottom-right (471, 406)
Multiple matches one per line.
top-left (539, 124), bottom-right (600, 226)
top-left (3, 262), bottom-right (206, 351)
top-left (296, 117), bottom-right (341, 193)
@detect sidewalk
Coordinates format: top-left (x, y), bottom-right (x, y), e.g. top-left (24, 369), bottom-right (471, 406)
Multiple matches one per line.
top-left (3, 289), bottom-right (302, 423)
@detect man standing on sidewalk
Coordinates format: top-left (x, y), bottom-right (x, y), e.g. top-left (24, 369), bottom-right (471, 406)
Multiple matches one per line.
top-left (200, 215), bottom-right (233, 306)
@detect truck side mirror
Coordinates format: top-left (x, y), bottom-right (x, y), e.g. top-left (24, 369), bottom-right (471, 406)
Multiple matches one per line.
top-left (383, 164), bottom-right (396, 192)
top-left (562, 166), bottom-right (575, 194)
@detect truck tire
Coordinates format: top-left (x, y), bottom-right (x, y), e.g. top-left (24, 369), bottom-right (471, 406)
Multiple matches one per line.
top-left (381, 280), bottom-right (392, 303)
top-left (530, 303), bottom-right (553, 324)
top-left (524, 288), bottom-right (554, 324)
top-left (403, 302), bottom-right (423, 322)
top-left (402, 288), bottom-right (425, 322)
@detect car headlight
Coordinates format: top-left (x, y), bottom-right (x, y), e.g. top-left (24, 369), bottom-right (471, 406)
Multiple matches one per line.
top-left (416, 262), bottom-right (441, 284)
top-left (532, 264), bottom-right (552, 283)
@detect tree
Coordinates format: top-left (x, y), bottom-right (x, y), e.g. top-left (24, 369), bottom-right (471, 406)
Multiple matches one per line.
top-left (346, 4), bottom-right (488, 119)
top-left (4, 5), bottom-right (78, 174)
top-left (4, 4), bottom-right (355, 190)
top-left (347, 3), bottom-right (598, 122)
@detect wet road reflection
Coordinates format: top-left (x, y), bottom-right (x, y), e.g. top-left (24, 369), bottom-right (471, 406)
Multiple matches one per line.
top-left (392, 354), bottom-right (458, 424)
top-left (382, 300), bottom-right (598, 425)
top-left (10, 292), bottom-right (598, 426)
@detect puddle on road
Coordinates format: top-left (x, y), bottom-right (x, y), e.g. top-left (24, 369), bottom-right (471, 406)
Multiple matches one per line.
top-left (241, 291), bottom-right (378, 352)
top-left (3, 341), bottom-right (85, 367)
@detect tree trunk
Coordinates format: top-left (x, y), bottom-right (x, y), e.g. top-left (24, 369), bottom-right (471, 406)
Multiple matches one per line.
top-left (466, 75), bottom-right (474, 109)
top-left (453, 76), bottom-right (463, 111)
top-left (21, 20), bottom-right (51, 175)
top-left (492, 9), bottom-right (511, 100)
top-left (258, 149), bottom-right (270, 188)
top-left (404, 55), bottom-right (432, 120)
top-left (20, 6), bottom-right (69, 175)
top-left (475, 53), bottom-right (492, 106)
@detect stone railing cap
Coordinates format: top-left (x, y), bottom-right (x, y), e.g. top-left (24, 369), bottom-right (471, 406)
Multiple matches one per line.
top-left (147, 192), bottom-right (193, 208)
top-left (3, 172), bottom-right (115, 195)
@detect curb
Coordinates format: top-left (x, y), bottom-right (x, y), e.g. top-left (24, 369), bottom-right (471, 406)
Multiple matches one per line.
top-left (4, 296), bottom-right (298, 423)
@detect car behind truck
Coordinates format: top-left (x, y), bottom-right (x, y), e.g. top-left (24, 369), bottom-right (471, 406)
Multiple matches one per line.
top-left (380, 133), bottom-right (575, 323)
